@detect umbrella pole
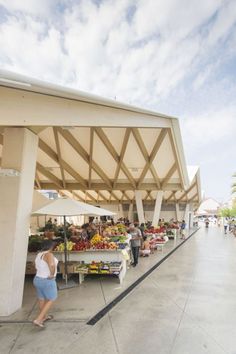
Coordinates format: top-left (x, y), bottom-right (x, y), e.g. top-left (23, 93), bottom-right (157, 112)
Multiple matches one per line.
top-left (63, 215), bottom-right (68, 284)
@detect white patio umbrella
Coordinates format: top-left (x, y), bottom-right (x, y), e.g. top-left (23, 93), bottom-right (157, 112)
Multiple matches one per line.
top-left (32, 198), bottom-right (116, 285)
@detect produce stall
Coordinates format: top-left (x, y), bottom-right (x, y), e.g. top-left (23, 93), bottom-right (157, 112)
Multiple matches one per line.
top-left (27, 249), bottom-right (127, 284)
top-left (27, 231), bottom-right (130, 284)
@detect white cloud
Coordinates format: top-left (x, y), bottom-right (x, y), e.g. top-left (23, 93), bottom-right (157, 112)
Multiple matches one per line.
top-left (0, 0), bottom-right (235, 101)
top-left (206, 0), bottom-right (236, 46)
top-left (0, 0), bottom-right (235, 200)
top-left (181, 106), bottom-right (236, 148)
top-left (133, 0), bottom-right (224, 41)
top-left (0, 0), bottom-right (54, 17)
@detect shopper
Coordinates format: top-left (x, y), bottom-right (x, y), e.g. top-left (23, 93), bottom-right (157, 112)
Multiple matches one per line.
top-left (129, 223), bottom-right (142, 267)
top-left (33, 240), bottom-right (58, 328)
top-left (180, 220), bottom-right (186, 239)
top-left (140, 235), bottom-right (151, 257)
top-left (81, 223), bottom-right (89, 240)
top-left (224, 219), bottom-right (228, 234)
top-left (139, 223), bottom-right (145, 237)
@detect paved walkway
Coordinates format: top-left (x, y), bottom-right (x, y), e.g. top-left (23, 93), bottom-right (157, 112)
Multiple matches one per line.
top-left (2, 225), bottom-right (236, 353)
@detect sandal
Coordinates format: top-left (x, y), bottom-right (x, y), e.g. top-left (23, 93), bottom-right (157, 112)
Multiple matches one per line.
top-left (33, 320), bottom-right (45, 328)
top-left (43, 315), bottom-right (54, 322)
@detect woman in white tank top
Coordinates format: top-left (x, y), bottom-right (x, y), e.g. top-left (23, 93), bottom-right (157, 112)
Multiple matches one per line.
top-left (33, 239), bottom-right (58, 328)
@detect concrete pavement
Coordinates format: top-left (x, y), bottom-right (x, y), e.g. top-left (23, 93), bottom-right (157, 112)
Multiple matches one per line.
top-left (1, 225), bottom-right (236, 353)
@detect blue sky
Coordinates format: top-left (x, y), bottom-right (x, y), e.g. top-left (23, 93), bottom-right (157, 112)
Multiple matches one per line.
top-left (0, 0), bottom-right (235, 203)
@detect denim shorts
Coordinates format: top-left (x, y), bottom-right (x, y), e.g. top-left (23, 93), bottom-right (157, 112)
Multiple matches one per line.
top-left (33, 276), bottom-right (57, 301)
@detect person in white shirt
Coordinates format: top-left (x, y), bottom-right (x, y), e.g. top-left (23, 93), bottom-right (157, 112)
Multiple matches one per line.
top-left (33, 240), bottom-right (58, 328)
top-left (224, 219), bottom-right (228, 234)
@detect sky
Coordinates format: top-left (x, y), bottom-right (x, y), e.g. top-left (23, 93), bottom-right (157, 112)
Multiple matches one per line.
top-left (0, 0), bottom-right (235, 203)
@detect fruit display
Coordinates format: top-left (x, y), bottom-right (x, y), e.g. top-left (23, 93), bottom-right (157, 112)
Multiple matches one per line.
top-left (90, 241), bottom-right (118, 250)
top-left (52, 236), bottom-right (120, 252)
top-left (28, 228), bottom-right (129, 254)
top-left (104, 225), bottom-right (127, 236)
top-left (72, 240), bottom-right (91, 251)
top-left (55, 241), bottom-right (75, 251)
top-left (74, 264), bottom-right (88, 274)
top-left (144, 227), bottom-right (166, 235)
top-left (90, 234), bottom-right (103, 245)
top-left (82, 261), bottom-right (122, 275)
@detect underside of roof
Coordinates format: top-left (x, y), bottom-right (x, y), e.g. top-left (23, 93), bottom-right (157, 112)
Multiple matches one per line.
top-left (0, 71), bottom-right (201, 209)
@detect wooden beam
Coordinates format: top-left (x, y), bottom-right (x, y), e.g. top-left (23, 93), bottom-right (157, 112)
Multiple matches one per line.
top-left (89, 128), bottom-right (94, 189)
top-left (178, 182), bottom-right (197, 202)
top-left (144, 191), bottom-right (151, 201)
top-left (149, 129), bottom-right (168, 161)
top-left (166, 191), bottom-right (175, 202)
top-left (38, 139), bottom-right (58, 162)
top-left (110, 191), bottom-right (120, 201)
top-left (35, 172), bottom-right (41, 189)
top-left (0, 134), bottom-right (3, 145)
top-left (61, 160), bottom-right (87, 188)
top-left (132, 128), bottom-right (161, 189)
top-left (58, 128), bottom-right (113, 189)
top-left (110, 200), bottom-right (156, 205)
top-left (188, 192), bottom-right (198, 202)
top-left (71, 191), bottom-right (85, 202)
top-left (137, 129), bottom-right (167, 188)
top-left (167, 129), bottom-right (185, 189)
top-left (98, 191), bottom-right (109, 202)
top-left (39, 137), bottom-right (87, 187)
top-left (53, 127), bottom-right (66, 188)
top-left (95, 127), bottom-right (136, 188)
top-left (38, 182), bottom-right (182, 191)
top-left (36, 163), bottom-right (64, 189)
top-left (82, 190), bottom-right (97, 202)
top-left (123, 191), bottom-right (131, 201)
top-left (113, 128), bottom-right (131, 187)
top-left (161, 163), bottom-right (177, 188)
top-left (27, 126), bottom-right (47, 135)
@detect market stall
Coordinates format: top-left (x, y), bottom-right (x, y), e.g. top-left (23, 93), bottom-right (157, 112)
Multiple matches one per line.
top-left (27, 222), bottom-right (130, 284)
top-left (27, 249), bottom-right (127, 284)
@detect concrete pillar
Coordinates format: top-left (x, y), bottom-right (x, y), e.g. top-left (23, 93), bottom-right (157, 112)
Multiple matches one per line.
top-left (189, 204), bottom-right (194, 228)
top-left (152, 191), bottom-right (164, 227)
top-left (0, 128), bottom-right (38, 315)
top-left (128, 203), bottom-right (134, 222)
top-left (118, 203), bottom-right (124, 219)
top-left (135, 190), bottom-right (145, 224)
top-left (184, 203), bottom-right (190, 229)
top-left (175, 203), bottom-right (181, 221)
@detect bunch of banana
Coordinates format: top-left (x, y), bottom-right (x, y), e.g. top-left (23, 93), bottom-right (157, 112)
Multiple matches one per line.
top-left (54, 241), bottom-right (75, 252)
top-left (90, 234), bottom-right (103, 245)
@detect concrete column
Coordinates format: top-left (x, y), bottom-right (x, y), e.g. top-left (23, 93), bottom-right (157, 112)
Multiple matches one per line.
top-left (0, 128), bottom-right (38, 315)
top-left (152, 191), bottom-right (164, 227)
top-left (135, 190), bottom-right (145, 224)
top-left (118, 203), bottom-right (124, 219)
top-left (189, 204), bottom-right (194, 228)
top-left (128, 203), bottom-right (134, 222)
top-left (184, 203), bottom-right (190, 229)
top-left (175, 203), bottom-right (181, 221)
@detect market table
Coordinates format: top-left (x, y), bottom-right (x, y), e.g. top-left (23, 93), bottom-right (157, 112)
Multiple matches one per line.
top-left (27, 249), bottom-right (128, 284)
top-left (153, 241), bottom-right (168, 253)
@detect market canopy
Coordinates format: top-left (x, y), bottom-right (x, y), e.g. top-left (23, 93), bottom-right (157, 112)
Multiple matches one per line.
top-left (32, 197), bottom-right (116, 216)
top-left (0, 70), bottom-right (201, 208)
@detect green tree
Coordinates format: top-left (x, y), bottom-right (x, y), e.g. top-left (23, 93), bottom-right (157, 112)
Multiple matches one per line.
top-left (232, 172), bottom-right (236, 194)
top-left (220, 208), bottom-right (231, 217)
top-left (220, 207), bottom-right (236, 217)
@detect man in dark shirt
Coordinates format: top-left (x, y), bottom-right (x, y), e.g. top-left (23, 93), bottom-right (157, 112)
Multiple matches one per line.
top-left (129, 224), bottom-right (142, 267)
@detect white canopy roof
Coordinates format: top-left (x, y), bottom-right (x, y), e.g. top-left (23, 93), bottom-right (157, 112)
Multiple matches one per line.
top-left (32, 197), bottom-right (115, 216)
top-left (0, 70), bottom-right (201, 207)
